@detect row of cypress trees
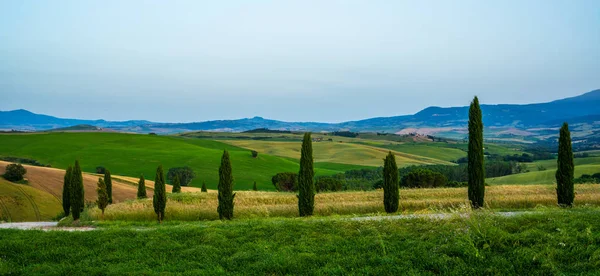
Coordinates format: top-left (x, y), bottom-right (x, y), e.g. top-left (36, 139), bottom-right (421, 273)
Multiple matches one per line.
top-left (61, 160), bottom-right (84, 221)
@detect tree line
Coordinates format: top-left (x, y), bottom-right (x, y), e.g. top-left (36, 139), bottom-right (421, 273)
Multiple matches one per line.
top-left (59, 96), bottom-right (577, 222)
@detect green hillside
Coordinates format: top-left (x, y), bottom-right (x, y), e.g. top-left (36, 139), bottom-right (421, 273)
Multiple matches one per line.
top-left (0, 178), bottom-right (62, 222)
top-left (487, 164), bottom-right (600, 185)
top-left (0, 133), bottom-right (368, 190)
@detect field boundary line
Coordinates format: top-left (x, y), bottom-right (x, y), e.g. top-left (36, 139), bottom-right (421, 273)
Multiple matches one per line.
top-left (0, 195), bottom-right (12, 221)
top-left (15, 185), bottom-right (41, 221)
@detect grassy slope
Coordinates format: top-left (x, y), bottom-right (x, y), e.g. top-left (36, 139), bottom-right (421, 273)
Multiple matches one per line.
top-left (487, 157), bottom-right (600, 185)
top-left (0, 133), bottom-right (357, 190)
top-left (1, 209), bottom-right (599, 274)
top-left (0, 178), bottom-right (62, 222)
top-left (223, 140), bottom-right (453, 167)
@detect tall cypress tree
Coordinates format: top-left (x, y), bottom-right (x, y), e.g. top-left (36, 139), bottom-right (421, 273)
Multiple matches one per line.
top-left (556, 122), bottom-right (574, 207)
top-left (253, 181), bottom-right (258, 191)
top-left (104, 169), bottom-right (113, 204)
top-left (96, 177), bottom-right (109, 218)
top-left (297, 132), bottom-right (315, 217)
top-left (218, 150), bottom-right (235, 220)
top-left (62, 166), bottom-right (73, 216)
top-left (172, 174), bottom-right (181, 193)
top-left (70, 160), bottom-right (84, 221)
top-left (383, 151), bottom-right (399, 213)
top-left (137, 174), bottom-right (147, 199)
top-left (201, 181), bottom-right (208, 192)
top-left (153, 165), bottom-right (167, 223)
top-left (468, 96), bottom-right (485, 209)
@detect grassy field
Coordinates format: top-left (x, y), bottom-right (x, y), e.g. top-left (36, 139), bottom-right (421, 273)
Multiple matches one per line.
top-left (81, 184), bottom-right (600, 221)
top-left (223, 140), bottom-right (453, 167)
top-left (0, 133), bottom-right (366, 190)
top-left (1, 208), bottom-right (599, 274)
top-left (487, 163), bottom-right (600, 185)
top-left (0, 178), bottom-right (62, 222)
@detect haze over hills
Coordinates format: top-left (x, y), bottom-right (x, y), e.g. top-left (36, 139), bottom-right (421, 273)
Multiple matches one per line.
top-left (2, 89), bottom-right (599, 141)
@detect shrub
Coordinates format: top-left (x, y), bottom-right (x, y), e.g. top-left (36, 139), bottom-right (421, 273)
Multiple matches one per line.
top-left (95, 166), bottom-right (106, 174)
top-left (201, 181), bottom-right (207, 192)
top-left (167, 167), bottom-right (196, 186)
top-left (271, 172), bottom-right (298, 192)
top-left (315, 177), bottom-right (343, 192)
top-left (172, 174), bottom-right (181, 193)
top-left (137, 175), bottom-right (147, 199)
top-left (251, 150), bottom-right (258, 158)
top-left (252, 181), bottom-right (258, 191)
top-left (3, 163), bottom-right (27, 182)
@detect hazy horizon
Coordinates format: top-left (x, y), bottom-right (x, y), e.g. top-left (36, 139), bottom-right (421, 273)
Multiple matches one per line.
top-left (1, 1), bottom-right (599, 123)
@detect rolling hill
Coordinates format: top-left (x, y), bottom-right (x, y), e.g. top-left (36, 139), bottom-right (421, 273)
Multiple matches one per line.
top-left (0, 178), bottom-right (62, 222)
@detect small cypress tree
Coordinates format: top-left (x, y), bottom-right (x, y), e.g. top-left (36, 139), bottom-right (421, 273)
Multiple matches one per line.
top-left (62, 166), bottom-right (73, 216)
top-left (96, 177), bottom-right (109, 219)
top-left (383, 151), bottom-right (399, 213)
top-left (104, 169), bottom-right (113, 204)
top-left (153, 165), bottom-right (167, 223)
top-left (201, 181), bottom-right (207, 192)
top-left (70, 160), bottom-right (84, 221)
top-left (172, 174), bottom-right (181, 193)
top-left (297, 132), bottom-right (315, 217)
top-left (137, 174), bottom-right (147, 199)
top-left (468, 96), bottom-right (485, 209)
top-left (253, 181), bottom-right (258, 191)
top-left (556, 122), bottom-right (574, 207)
top-left (217, 150), bottom-right (235, 220)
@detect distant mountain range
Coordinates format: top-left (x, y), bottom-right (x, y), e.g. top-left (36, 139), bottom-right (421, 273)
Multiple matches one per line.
top-left (2, 89), bottom-right (599, 142)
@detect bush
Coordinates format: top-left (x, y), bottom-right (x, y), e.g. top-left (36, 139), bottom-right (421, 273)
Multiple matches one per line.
top-left (95, 166), bottom-right (106, 174)
top-left (315, 177), bottom-right (343, 192)
top-left (3, 163), bottom-right (27, 182)
top-left (167, 167), bottom-right (196, 186)
top-left (251, 150), bottom-right (258, 158)
top-left (401, 169), bottom-right (448, 188)
top-left (0, 157), bottom-right (49, 167)
top-left (271, 172), bottom-right (298, 192)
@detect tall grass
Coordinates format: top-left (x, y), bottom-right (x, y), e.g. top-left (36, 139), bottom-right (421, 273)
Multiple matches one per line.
top-left (86, 184), bottom-right (600, 221)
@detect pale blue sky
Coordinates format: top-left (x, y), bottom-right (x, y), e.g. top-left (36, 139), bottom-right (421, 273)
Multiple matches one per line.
top-left (0, 0), bottom-right (598, 122)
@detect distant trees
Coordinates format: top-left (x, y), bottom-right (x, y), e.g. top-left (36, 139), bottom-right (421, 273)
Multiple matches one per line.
top-left (252, 181), bottom-right (258, 191)
top-left (3, 163), bottom-right (26, 182)
top-left (137, 175), bottom-right (147, 199)
top-left (315, 176), bottom-right (343, 192)
top-left (556, 123), bottom-right (574, 207)
top-left (201, 181), bottom-right (207, 192)
top-left (95, 166), bottom-right (106, 174)
top-left (468, 96), bottom-right (485, 209)
top-left (383, 151), bottom-right (399, 213)
top-left (70, 160), bottom-right (84, 221)
top-left (167, 167), bottom-right (196, 186)
top-left (104, 169), bottom-right (113, 204)
top-left (172, 174), bottom-right (181, 193)
top-left (96, 178), bottom-right (109, 218)
top-left (251, 150), bottom-right (258, 158)
top-left (298, 133), bottom-right (315, 217)
top-left (401, 169), bottom-right (447, 188)
top-left (271, 172), bottom-right (298, 192)
top-left (62, 166), bottom-right (73, 216)
top-left (218, 150), bottom-right (235, 220)
top-left (153, 165), bottom-right (167, 223)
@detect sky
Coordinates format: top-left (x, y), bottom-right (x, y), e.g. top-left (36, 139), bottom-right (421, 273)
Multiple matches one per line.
top-left (0, 0), bottom-right (599, 123)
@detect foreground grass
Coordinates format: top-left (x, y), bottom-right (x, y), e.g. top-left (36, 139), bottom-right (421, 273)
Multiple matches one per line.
top-left (86, 184), bottom-right (600, 221)
top-left (2, 208), bottom-right (600, 274)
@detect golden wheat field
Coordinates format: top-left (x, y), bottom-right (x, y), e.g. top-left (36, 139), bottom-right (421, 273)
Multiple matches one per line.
top-left (87, 184), bottom-right (600, 221)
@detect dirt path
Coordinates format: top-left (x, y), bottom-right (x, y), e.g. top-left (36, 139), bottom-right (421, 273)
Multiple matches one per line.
top-left (0, 222), bottom-right (94, 231)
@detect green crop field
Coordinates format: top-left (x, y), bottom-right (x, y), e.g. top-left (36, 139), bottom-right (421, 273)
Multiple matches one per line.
top-left (0, 133), bottom-right (367, 190)
top-left (487, 163), bottom-right (600, 185)
top-left (2, 208), bottom-right (599, 274)
top-left (0, 178), bottom-right (62, 222)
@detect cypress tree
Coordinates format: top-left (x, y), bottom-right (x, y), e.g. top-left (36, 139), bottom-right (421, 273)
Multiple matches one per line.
top-left (201, 181), bottom-right (207, 192)
top-left (70, 160), bottom-right (84, 221)
top-left (383, 151), bottom-right (399, 213)
top-left (217, 150), bottom-right (235, 220)
top-left (62, 166), bottom-right (73, 216)
top-left (96, 177), bottom-right (109, 219)
top-left (137, 174), bottom-right (147, 199)
top-left (468, 96), bottom-right (485, 209)
top-left (556, 122), bottom-right (574, 207)
top-left (172, 174), bottom-right (181, 193)
top-left (297, 132), bottom-right (315, 217)
top-left (104, 169), bottom-right (113, 204)
top-left (153, 165), bottom-right (167, 223)
top-left (253, 181), bottom-right (258, 191)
